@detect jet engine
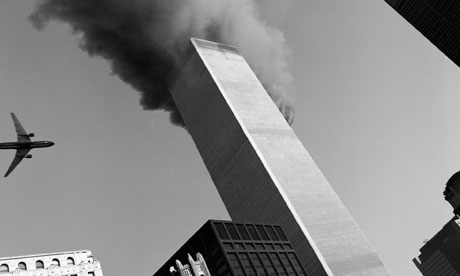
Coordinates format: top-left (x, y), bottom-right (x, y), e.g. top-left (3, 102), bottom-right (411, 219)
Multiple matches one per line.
top-left (28, 133), bottom-right (35, 137)
top-left (25, 154), bottom-right (32, 159)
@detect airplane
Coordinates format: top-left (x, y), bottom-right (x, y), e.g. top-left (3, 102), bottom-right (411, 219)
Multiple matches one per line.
top-left (0, 113), bottom-right (54, 177)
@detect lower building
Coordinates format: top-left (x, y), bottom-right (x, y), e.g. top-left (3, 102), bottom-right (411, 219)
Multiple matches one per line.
top-left (153, 220), bottom-right (308, 276)
top-left (0, 250), bottom-right (103, 276)
top-left (413, 217), bottom-right (460, 275)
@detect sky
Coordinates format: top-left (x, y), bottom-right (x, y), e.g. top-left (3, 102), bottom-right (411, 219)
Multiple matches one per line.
top-left (0, 1), bottom-right (460, 276)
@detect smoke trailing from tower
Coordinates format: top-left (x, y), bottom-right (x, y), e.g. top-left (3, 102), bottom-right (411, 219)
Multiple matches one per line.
top-left (30, 0), bottom-right (295, 126)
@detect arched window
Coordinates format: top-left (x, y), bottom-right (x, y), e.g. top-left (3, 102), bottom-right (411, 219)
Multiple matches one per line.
top-left (35, 260), bottom-right (44, 269)
top-left (18, 262), bottom-right (26, 271)
top-left (51, 259), bottom-right (60, 267)
top-left (66, 257), bottom-right (75, 266)
top-left (0, 264), bottom-right (9, 273)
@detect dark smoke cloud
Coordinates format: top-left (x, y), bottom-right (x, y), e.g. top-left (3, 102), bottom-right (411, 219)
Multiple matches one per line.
top-left (30, 0), bottom-right (295, 126)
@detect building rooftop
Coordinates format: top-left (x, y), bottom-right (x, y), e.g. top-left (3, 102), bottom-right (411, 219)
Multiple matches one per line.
top-left (0, 250), bottom-right (91, 261)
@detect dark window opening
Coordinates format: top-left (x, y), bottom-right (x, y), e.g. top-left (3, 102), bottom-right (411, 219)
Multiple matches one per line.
top-left (35, 261), bottom-right (44, 269)
top-left (225, 224), bottom-right (241, 240)
top-left (247, 225), bottom-right (261, 240)
top-left (18, 262), bottom-right (26, 271)
top-left (0, 264), bottom-right (9, 273)
top-left (215, 223), bottom-right (230, 240)
top-left (256, 225), bottom-right (270, 240)
top-left (265, 226), bottom-right (280, 241)
top-left (236, 224), bottom-right (250, 240)
top-left (51, 259), bottom-right (60, 267)
top-left (67, 257), bottom-right (75, 266)
top-left (274, 226), bottom-right (288, 241)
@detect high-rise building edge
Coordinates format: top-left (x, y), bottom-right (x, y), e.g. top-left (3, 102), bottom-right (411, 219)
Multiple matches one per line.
top-left (385, 0), bottom-right (460, 67)
top-left (166, 38), bottom-right (391, 276)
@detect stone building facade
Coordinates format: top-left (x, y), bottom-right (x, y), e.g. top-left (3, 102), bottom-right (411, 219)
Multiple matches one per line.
top-left (0, 250), bottom-right (102, 276)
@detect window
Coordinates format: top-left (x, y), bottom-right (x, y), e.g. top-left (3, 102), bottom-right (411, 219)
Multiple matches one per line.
top-left (288, 253), bottom-right (306, 276)
top-left (88, 272), bottom-right (95, 276)
top-left (51, 259), bottom-right (60, 267)
top-left (215, 223), bottom-right (230, 240)
top-left (279, 253), bottom-right (296, 276)
top-left (18, 262), bottom-right (27, 271)
top-left (249, 253), bottom-right (267, 275)
top-left (255, 243), bottom-right (264, 250)
top-left (274, 226), bottom-right (288, 241)
top-left (265, 226), bottom-right (279, 241)
top-left (67, 258), bottom-right (75, 266)
top-left (246, 225), bottom-right (261, 240)
top-left (225, 224), bottom-right (241, 240)
top-left (270, 253), bottom-right (287, 276)
top-left (35, 260), bottom-right (44, 269)
top-left (245, 243), bottom-right (256, 250)
top-left (259, 253), bottom-right (276, 276)
top-left (256, 225), bottom-right (270, 240)
top-left (223, 243), bottom-right (233, 250)
top-left (236, 224), bottom-right (250, 240)
top-left (228, 253), bottom-right (244, 276)
top-left (238, 253), bottom-right (256, 276)
top-left (0, 264), bottom-right (9, 273)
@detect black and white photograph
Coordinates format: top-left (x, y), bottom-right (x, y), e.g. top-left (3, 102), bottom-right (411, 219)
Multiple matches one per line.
top-left (0, 1), bottom-right (459, 276)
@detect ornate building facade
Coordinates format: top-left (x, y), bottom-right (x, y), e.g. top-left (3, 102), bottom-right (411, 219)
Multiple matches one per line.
top-left (169, 253), bottom-right (211, 276)
top-left (0, 250), bottom-right (103, 276)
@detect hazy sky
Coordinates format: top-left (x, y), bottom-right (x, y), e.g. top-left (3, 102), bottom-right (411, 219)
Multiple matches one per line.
top-left (1, 1), bottom-right (460, 276)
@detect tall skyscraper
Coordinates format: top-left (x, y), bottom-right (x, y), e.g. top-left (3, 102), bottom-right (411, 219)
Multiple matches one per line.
top-left (0, 250), bottom-right (103, 276)
top-left (166, 38), bottom-right (390, 276)
top-left (153, 220), bottom-right (308, 276)
top-left (385, 0), bottom-right (460, 67)
top-left (413, 217), bottom-right (460, 275)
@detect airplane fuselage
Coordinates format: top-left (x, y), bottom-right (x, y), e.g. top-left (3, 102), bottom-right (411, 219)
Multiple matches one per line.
top-left (0, 141), bottom-right (54, 150)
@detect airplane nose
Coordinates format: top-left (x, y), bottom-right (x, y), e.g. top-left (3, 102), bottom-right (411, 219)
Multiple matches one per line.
top-left (49, 142), bottom-right (55, 146)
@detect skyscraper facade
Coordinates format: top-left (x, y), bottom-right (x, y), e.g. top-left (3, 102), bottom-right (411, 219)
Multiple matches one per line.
top-left (0, 250), bottom-right (103, 276)
top-left (413, 217), bottom-right (460, 275)
top-left (444, 171), bottom-right (460, 215)
top-left (166, 38), bottom-right (390, 276)
top-left (413, 171), bottom-right (460, 275)
top-left (385, 0), bottom-right (460, 67)
top-left (153, 220), bottom-right (308, 276)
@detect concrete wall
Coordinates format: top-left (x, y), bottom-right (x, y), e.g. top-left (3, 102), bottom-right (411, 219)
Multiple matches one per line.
top-left (167, 38), bottom-right (391, 276)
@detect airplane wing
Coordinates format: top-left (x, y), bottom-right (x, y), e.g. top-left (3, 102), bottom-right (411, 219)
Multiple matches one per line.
top-left (4, 149), bottom-right (30, 177)
top-left (11, 113), bottom-right (31, 142)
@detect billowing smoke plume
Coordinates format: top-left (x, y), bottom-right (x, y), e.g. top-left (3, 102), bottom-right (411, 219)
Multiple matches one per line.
top-left (30, 0), bottom-right (295, 126)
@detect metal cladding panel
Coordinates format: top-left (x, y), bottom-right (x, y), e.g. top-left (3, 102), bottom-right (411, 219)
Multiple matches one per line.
top-left (167, 38), bottom-right (391, 276)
